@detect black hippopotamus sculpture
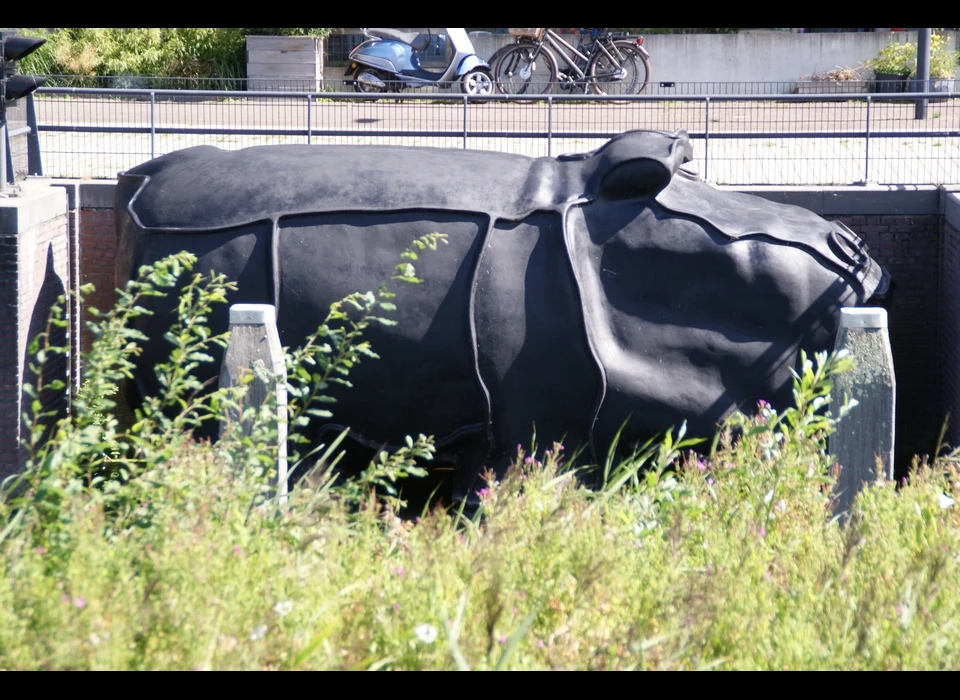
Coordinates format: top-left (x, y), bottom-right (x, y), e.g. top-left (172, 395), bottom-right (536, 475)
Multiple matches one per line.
top-left (115, 130), bottom-right (889, 500)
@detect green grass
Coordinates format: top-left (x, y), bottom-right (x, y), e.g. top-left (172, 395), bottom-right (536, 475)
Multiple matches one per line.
top-left (2, 249), bottom-right (960, 670)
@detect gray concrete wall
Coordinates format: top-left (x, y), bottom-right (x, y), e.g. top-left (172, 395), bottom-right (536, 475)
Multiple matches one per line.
top-left (321, 30), bottom-right (959, 94)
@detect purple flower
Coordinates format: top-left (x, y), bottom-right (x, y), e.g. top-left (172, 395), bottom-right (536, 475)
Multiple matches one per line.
top-left (393, 566), bottom-right (406, 578)
top-left (477, 488), bottom-right (490, 498)
top-left (758, 527), bottom-right (767, 538)
top-left (393, 602), bottom-right (401, 612)
top-left (498, 634), bottom-right (508, 645)
top-left (537, 639), bottom-right (545, 649)
top-left (74, 597), bottom-right (87, 610)
top-left (233, 545), bottom-right (243, 556)
top-left (35, 546), bottom-right (46, 555)
top-left (524, 457), bottom-right (533, 464)
top-left (696, 460), bottom-right (707, 473)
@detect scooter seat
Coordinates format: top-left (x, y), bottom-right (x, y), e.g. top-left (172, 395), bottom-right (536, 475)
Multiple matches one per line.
top-left (366, 28), bottom-right (432, 52)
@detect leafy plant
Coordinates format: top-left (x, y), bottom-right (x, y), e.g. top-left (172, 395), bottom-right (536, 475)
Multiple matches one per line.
top-left (868, 40), bottom-right (914, 75)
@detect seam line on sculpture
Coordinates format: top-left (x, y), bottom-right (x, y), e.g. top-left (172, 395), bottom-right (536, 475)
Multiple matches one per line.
top-left (468, 214), bottom-right (496, 463)
top-left (560, 199), bottom-right (607, 466)
top-left (270, 216), bottom-right (280, 313)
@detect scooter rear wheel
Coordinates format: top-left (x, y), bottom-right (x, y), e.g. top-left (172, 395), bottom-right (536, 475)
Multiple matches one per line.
top-left (460, 68), bottom-right (495, 97)
top-left (353, 68), bottom-right (391, 95)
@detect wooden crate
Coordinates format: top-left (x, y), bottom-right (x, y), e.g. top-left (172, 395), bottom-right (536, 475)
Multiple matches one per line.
top-left (246, 36), bottom-right (324, 92)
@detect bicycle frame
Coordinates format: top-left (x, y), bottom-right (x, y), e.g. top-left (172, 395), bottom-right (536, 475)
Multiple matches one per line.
top-left (542, 30), bottom-right (642, 84)
top-left (542, 30), bottom-right (590, 80)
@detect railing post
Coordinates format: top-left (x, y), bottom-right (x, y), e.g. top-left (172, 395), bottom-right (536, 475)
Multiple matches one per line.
top-left (26, 93), bottom-right (43, 177)
top-left (864, 95), bottom-right (872, 185)
top-left (828, 307), bottom-right (896, 518)
top-left (547, 95), bottom-right (553, 157)
top-left (149, 91), bottom-right (156, 160)
top-left (462, 95), bottom-right (468, 149)
top-left (703, 96), bottom-right (710, 183)
top-left (219, 304), bottom-right (289, 502)
top-left (307, 94), bottom-right (313, 145)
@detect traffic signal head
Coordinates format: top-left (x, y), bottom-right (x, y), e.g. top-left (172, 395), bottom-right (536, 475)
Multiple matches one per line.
top-left (1, 32), bottom-right (47, 110)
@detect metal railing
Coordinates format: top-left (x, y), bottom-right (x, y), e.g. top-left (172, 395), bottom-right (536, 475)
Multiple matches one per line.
top-left (32, 86), bottom-right (960, 186)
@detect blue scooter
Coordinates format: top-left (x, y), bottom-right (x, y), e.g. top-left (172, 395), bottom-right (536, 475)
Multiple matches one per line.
top-left (344, 28), bottom-right (494, 95)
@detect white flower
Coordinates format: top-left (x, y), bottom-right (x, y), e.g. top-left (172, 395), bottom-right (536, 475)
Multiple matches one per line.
top-left (415, 623), bottom-right (438, 645)
top-left (938, 493), bottom-right (955, 510)
top-left (274, 600), bottom-right (294, 617)
top-left (249, 624), bottom-right (268, 641)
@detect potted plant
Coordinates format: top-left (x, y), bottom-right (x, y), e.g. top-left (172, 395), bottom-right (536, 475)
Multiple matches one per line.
top-left (867, 39), bottom-right (913, 92)
top-left (908, 32), bottom-right (958, 97)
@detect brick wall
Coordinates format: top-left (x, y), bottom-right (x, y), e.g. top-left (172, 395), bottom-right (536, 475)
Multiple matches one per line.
top-left (834, 214), bottom-right (944, 466)
top-left (0, 187), bottom-right (71, 480)
top-left (78, 208), bottom-right (119, 353)
top-left (940, 194), bottom-right (960, 449)
top-left (0, 231), bottom-right (19, 476)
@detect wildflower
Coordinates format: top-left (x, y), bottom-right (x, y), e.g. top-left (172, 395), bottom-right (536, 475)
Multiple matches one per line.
top-left (393, 602), bottom-right (401, 612)
top-left (938, 493), bottom-right (955, 510)
top-left (524, 456), bottom-right (533, 464)
top-left (415, 624), bottom-right (438, 645)
top-left (273, 600), bottom-right (294, 617)
top-left (393, 566), bottom-right (406, 578)
top-left (233, 545), bottom-right (244, 556)
top-left (498, 634), bottom-right (508, 645)
top-left (61, 594), bottom-right (71, 604)
top-left (518, 591), bottom-right (527, 599)
top-left (537, 639), bottom-right (545, 649)
top-left (74, 597), bottom-right (87, 610)
top-left (758, 527), bottom-right (767, 538)
top-left (477, 488), bottom-right (489, 498)
top-left (696, 460), bottom-right (707, 473)
top-left (706, 564), bottom-right (714, 575)
top-left (35, 546), bottom-right (46, 555)
top-left (635, 540), bottom-right (644, 550)
top-left (249, 624), bottom-right (268, 642)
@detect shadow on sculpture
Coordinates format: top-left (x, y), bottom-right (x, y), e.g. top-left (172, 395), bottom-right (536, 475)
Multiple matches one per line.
top-left (114, 129), bottom-right (891, 506)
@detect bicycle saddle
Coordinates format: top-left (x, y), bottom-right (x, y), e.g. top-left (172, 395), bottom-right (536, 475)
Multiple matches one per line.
top-left (366, 28), bottom-right (432, 52)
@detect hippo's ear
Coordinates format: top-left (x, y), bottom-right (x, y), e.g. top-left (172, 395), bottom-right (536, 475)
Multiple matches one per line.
top-left (598, 158), bottom-right (673, 201)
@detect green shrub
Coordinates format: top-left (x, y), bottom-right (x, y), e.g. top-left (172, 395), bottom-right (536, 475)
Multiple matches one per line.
top-left (14, 28), bottom-right (333, 81)
top-left (3, 240), bottom-right (960, 669)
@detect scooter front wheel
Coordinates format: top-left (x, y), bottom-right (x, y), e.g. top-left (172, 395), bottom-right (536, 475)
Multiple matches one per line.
top-left (460, 68), bottom-right (495, 99)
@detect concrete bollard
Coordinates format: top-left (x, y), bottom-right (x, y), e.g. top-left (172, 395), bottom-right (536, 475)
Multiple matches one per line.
top-left (219, 304), bottom-right (288, 500)
top-left (828, 307), bottom-right (896, 517)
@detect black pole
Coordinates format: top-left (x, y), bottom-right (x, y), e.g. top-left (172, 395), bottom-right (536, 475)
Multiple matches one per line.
top-left (915, 28), bottom-right (931, 120)
top-left (0, 119), bottom-right (8, 192)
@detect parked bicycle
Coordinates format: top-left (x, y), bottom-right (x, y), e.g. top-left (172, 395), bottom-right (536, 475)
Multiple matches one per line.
top-left (490, 28), bottom-right (652, 97)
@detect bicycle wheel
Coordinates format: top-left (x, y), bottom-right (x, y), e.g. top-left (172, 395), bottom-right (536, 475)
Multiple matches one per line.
top-left (493, 43), bottom-right (558, 96)
top-left (586, 40), bottom-right (651, 97)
